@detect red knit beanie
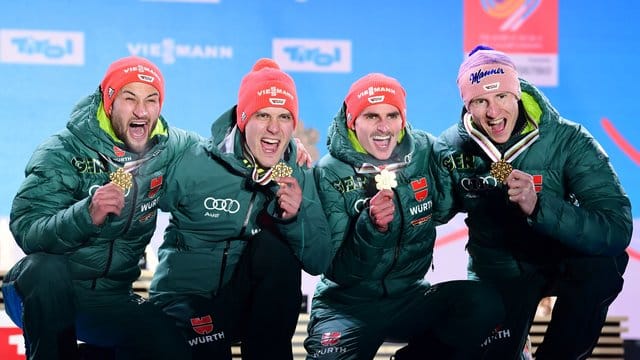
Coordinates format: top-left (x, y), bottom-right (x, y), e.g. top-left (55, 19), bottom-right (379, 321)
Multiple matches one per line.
top-left (236, 58), bottom-right (298, 132)
top-left (100, 56), bottom-right (164, 116)
top-left (344, 73), bottom-right (407, 130)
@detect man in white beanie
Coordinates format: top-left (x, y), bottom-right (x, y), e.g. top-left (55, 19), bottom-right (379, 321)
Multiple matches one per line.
top-left (435, 45), bottom-right (632, 359)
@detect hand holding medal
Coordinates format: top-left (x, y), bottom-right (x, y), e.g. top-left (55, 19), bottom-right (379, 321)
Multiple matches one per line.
top-left (90, 168), bottom-right (130, 226)
top-left (272, 162), bottom-right (301, 220)
top-left (370, 169), bottom-right (396, 232)
top-left (109, 167), bottom-right (133, 191)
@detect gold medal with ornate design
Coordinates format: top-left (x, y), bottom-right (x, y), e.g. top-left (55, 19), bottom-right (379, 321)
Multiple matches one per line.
top-left (109, 167), bottom-right (133, 190)
top-left (374, 169), bottom-right (398, 191)
top-left (271, 161), bottom-right (293, 180)
top-left (490, 159), bottom-right (513, 183)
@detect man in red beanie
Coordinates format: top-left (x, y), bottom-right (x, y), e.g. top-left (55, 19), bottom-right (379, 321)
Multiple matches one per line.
top-left (303, 72), bottom-right (504, 359)
top-left (147, 58), bottom-right (331, 360)
top-left (1, 55), bottom-right (199, 359)
top-left (435, 45), bottom-right (631, 359)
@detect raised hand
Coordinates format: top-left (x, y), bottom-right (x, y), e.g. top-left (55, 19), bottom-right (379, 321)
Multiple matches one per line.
top-left (369, 189), bottom-right (395, 233)
top-left (89, 182), bottom-right (125, 225)
top-left (275, 176), bottom-right (302, 220)
top-left (505, 169), bottom-right (538, 216)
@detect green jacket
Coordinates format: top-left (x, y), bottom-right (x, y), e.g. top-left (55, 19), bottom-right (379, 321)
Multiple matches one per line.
top-left (10, 88), bottom-right (199, 291)
top-left (435, 79), bottom-right (632, 279)
top-left (312, 104), bottom-right (450, 301)
top-left (149, 106), bottom-right (331, 299)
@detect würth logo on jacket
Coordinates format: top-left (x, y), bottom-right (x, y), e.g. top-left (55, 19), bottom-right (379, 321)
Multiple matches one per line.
top-left (321, 331), bottom-right (341, 346)
top-left (113, 145), bottom-right (126, 157)
top-left (311, 331), bottom-right (348, 357)
top-left (409, 177), bottom-right (433, 226)
top-left (191, 315), bottom-right (214, 335)
top-left (410, 177), bottom-right (428, 202)
top-left (148, 175), bottom-right (163, 198)
top-left (112, 145), bottom-right (131, 162)
top-left (187, 314), bottom-right (226, 347)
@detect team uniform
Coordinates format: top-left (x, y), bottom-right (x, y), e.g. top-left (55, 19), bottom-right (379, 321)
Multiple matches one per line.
top-left (435, 78), bottom-right (632, 359)
top-left (150, 106), bottom-right (332, 359)
top-left (304, 104), bottom-right (504, 360)
top-left (2, 88), bottom-right (197, 359)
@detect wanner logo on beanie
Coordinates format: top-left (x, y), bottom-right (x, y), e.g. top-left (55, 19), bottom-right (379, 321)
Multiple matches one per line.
top-left (469, 67), bottom-right (506, 85)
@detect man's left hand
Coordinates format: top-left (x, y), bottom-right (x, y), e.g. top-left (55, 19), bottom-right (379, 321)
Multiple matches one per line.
top-left (506, 169), bottom-right (538, 216)
top-left (275, 176), bottom-right (302, 219)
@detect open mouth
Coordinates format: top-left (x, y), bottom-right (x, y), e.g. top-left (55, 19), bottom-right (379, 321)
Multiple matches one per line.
top-left (487, 118), bottom-right (506, 134)
top-left (129, 121), bottom-right (148, 140)
top-left (261, 138), bottom-right (281, 154)
top-left (372, 135), bottom-right (392, 150)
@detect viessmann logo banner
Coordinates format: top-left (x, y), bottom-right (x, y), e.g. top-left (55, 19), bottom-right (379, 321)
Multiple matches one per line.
top-left (0, 29), bottom-right (84, 65)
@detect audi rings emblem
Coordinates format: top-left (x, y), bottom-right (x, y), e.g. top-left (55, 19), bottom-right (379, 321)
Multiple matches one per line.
top-left (203, 197), bottom-right (241, 214)
top-left (460, 176), bottom-right (499, 191)
top-left (353, 197), bottom-right (370, 213)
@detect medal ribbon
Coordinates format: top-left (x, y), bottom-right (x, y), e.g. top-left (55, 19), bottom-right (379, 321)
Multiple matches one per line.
top-left (462, 113), bottom-right (540, 164)
top-left (355, 161), bottom-right (407, 175)
top-left (100, 150), bottom-right (162, 174)
top-left (243, 142), bottom-right (276, 186)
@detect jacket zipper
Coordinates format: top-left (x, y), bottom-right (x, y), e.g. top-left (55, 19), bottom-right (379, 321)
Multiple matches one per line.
top-left (214, 191), bottom-right (257, 295)
top-left (92, 178), bottom-right (138, 290)
top-left (381, 188), bottom-right (404, 297)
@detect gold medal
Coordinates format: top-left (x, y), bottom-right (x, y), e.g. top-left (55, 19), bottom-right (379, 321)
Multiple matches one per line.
top-left (109, 167), bottom-right (133, 190)
top-left (490, 159), bottom-right (513, 183)
top-left (271, 162), bottom-right (293, 180)
top-left (374, 169), bottom-right (398, 191)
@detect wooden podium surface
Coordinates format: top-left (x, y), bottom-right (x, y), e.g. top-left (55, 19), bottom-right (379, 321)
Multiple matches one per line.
top-left (1, 271), bottom-right (629, 360)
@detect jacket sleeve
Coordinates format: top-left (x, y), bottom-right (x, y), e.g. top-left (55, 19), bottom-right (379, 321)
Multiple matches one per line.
top-left (528, 125), bottom-right (632, 255)
top-left (10, 141), bottom-right (99, 254)
top-left (313, 164), bottom-right (394, 286)
top-left (427, 132), bottom-right (461, 225)
top-left (273, 167), bottom-right (332, 275)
